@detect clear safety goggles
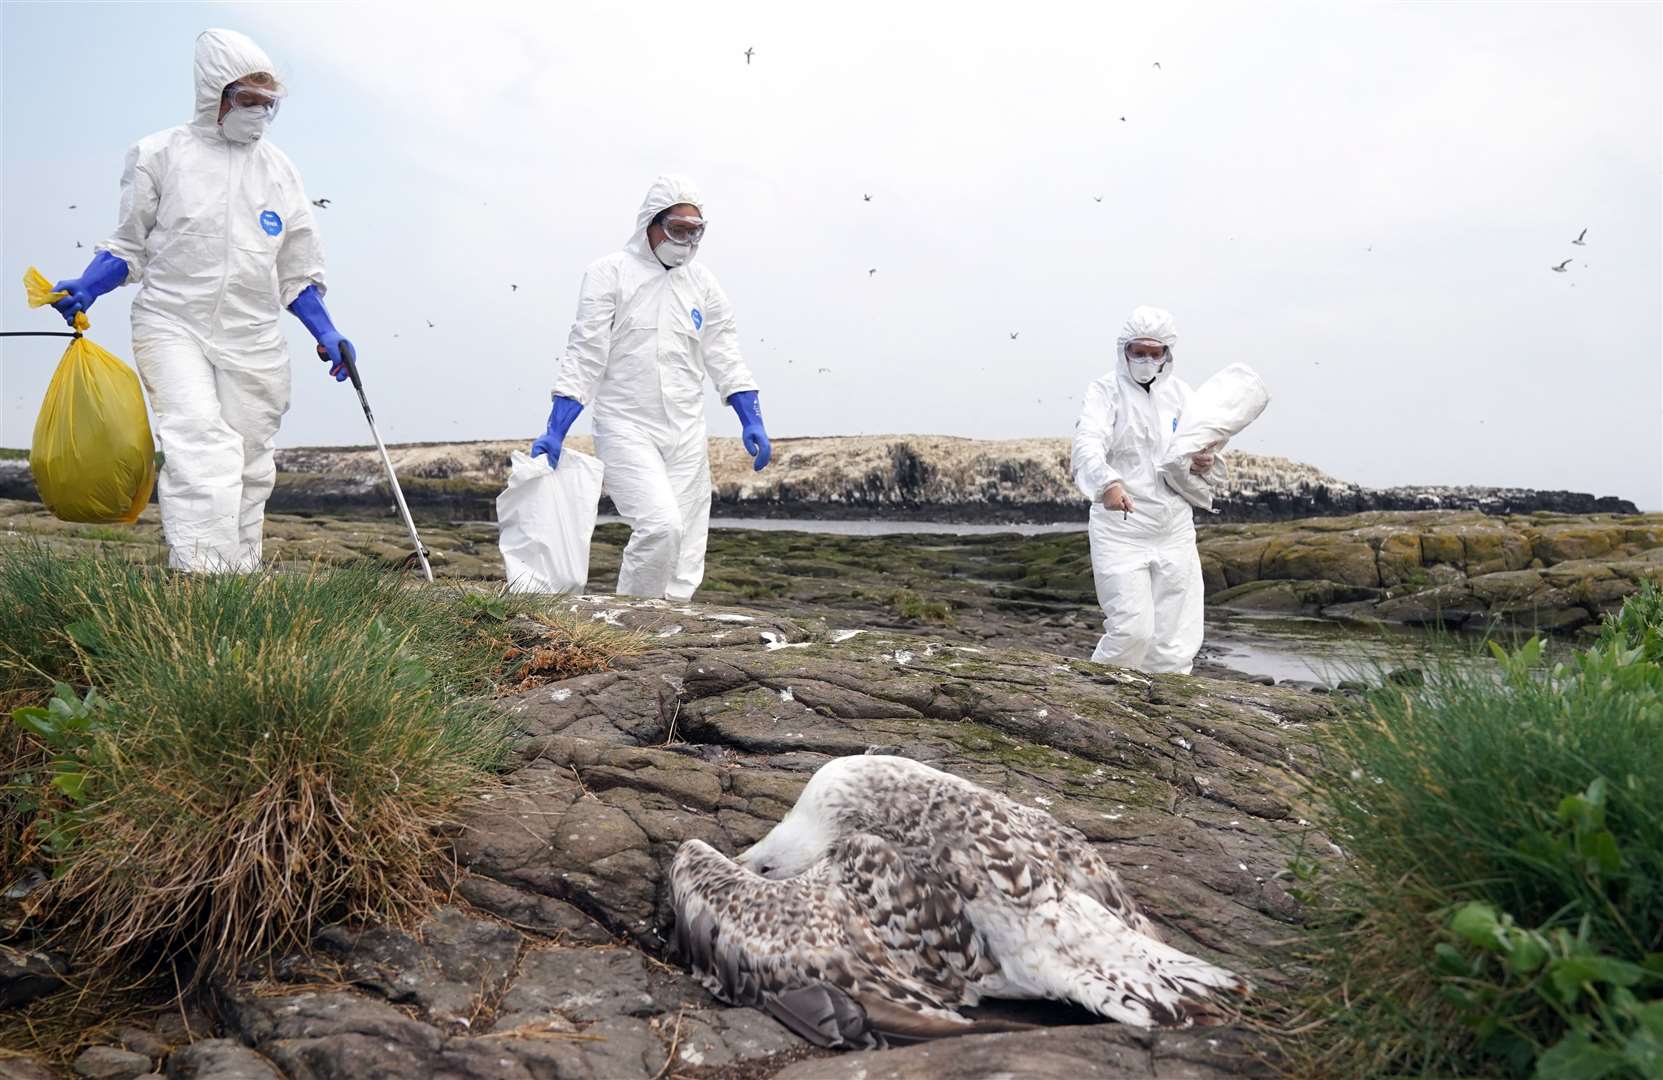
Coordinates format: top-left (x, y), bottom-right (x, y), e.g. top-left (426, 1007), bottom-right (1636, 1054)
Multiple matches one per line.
top-left (661, 215), bottom-right (706, 245)
top-left (223, 78), bottom-right (286, 111)
top-left (1124, 338), bottom-right (1169, 361)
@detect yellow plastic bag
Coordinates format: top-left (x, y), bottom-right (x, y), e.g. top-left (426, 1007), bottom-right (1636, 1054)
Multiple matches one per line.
top-left (22, 267), bottom-right (157, 523)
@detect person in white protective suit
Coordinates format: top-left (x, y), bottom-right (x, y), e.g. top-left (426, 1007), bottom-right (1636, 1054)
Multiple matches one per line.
top-left (49, 29), bottom-right (352, 573)
top-left (530, 174), bottom-right (772, 600)
top-left (1070, 306), bottom-right (1216, 674)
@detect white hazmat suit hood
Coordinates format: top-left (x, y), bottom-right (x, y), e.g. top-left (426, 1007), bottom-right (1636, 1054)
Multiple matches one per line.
top-left (1070, 305), bottom-right (1205, 673)
top-left (552, 175), bottom-right (759, 600)
top-left (627, 174), bottom-right (704, 267)
top-left (191, 29), bottom-right (278, 133)
top-left (96, 28), bottom-right (326, 572)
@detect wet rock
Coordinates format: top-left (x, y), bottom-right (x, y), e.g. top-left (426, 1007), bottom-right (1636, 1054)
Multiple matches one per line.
top-left (164, 1040), bottom-right (284, 1080)
top-left (72, 1046), bottom-right (152, 1080)
top-left (1374, 584), bottom-right (1484, 628)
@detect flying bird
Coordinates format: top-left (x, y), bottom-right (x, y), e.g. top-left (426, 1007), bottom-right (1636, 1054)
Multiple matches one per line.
top-left (744, 47), bottom-right (755, 64)
top-left (1093, 195), bottom-right (1103, 203)
top-left (67, 204), bottom-right (77, 210)
top-left (1152, 61), bottom-right (1161, 69)
top-left (1010, 331), bottom-right (1020, 340)
top-left (1551, 259), bottom-right (1571, 273)
top-left (817, 367), bottom-right (831, 374)
top-left (426, 319), bottom-right (436, 327)
top-left (671, 755), bottom-right (1243, 1050)
top-left (863, 194), bottom-right (872, 202)
top-left (311, 198), bottom-right (331, 208)
top-left (1119, 116), bottom-right (1127, 122)
top-left (1572, 228), bottom-right (1587, 246)
top-left (75, 241), bottom-right (83, 249)
top-left (868, 268), bottom-right (877, 276)
top-left (510, 284), bottom-right (518, 292)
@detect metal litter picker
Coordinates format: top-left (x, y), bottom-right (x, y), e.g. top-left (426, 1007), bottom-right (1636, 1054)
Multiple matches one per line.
top-left (324, 341), bottom-right (434, 583)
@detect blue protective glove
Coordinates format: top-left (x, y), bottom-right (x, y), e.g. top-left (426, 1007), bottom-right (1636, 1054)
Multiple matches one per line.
top-left (287, 284), bottom-right (355, 382)
top-left (531, 395), bottom-right (584, 465)
top-left (728, 390), bottom-right (771, 472)
top-left (51, 251), bottom-right (129, 326)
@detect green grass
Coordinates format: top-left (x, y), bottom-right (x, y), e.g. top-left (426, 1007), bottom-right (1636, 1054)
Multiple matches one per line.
top-left (0, 544), bottom-right (623, 988)
top-left (70, 525), bottom-right (141, 544)
top-left (1266, 592), bottom-right (1663, 1078)
top-left (889, 588), bottom-right (954, 625)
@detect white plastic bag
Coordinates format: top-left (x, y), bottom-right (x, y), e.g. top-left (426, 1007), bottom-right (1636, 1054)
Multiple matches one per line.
top-left (497, 449), bottom-right (605, 594)
top-left (1159, 363), bottom-right (1271, 511)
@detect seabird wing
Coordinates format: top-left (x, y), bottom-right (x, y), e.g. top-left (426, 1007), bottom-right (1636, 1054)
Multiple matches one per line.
top-left (670, 838), bottom-right (980, 1049)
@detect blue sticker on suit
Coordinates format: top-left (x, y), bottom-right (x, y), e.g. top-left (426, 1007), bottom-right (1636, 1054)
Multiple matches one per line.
top-left (691, 307), bottom-right (703, 330)
top-left (259, 210), bottom-right (283, 236)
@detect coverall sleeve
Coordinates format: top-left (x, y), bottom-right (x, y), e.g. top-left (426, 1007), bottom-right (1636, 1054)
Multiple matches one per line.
top-left (95, 141), bottom-right (160, 284)
top-left (276, 185), bottom-right (327, 308)
top-left (700, 275), bottom-right (759, 401)
top-left (1071, 378), bottom-right (1121, 501)
top-left (551, 262), bottom-right (618, 405)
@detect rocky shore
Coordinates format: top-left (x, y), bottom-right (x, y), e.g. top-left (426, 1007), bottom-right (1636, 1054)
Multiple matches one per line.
top-left (2, 500), bottom-right (1658, 641)
top-left (0, 436), bottom-right (1637, 523)
top-left (4, 499), bottom-right (1662, 1077)
top-left (3, 592), bottom-right (1337, 1079)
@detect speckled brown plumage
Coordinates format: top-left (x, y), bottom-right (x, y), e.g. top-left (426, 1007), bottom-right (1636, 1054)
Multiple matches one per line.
top-left (668, 755), bottom-right (1243, 1049)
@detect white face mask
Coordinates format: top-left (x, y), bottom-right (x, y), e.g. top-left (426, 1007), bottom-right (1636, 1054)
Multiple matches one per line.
top-left (221, 104), bottom-right (272, 143)
top-left (1127, 357), bottom-right (1165, 384)
top-left (653, 237), bottom-right (695, 268)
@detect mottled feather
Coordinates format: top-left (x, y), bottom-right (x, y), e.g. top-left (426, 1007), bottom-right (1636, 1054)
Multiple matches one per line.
top-left (669, 756), bottom-right (1244, 1048)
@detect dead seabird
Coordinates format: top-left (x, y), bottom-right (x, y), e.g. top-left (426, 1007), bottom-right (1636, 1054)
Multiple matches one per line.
top-left (670, 755), bottom-right (1243, 1050)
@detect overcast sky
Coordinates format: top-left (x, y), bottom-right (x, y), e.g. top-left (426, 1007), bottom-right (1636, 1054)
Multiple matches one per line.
top-left (3, 1), bottom-right (1659, 507)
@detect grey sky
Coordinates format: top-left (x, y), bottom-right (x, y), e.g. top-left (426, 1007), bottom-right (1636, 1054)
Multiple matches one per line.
top-left (3, 1), bottom-right (1659, 508)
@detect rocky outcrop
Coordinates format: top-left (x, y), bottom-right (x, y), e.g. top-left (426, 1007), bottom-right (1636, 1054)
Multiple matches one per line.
top-left (2, 598), bottom-right (1338, 1080)
top-left (1199, 511), bottom-right (1663, 632)
top-left (3, 437), bottom-right (1635, 522)
top-left (6, 498), bottom-right (1660, 642)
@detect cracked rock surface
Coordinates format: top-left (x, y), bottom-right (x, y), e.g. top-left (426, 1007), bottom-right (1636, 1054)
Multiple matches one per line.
top-left (149, 594), bottom-right (1339, 1079)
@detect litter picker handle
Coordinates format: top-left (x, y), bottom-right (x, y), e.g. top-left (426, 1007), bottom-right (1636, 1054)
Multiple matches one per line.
top-left (318, 340), bottom-right (366, 395)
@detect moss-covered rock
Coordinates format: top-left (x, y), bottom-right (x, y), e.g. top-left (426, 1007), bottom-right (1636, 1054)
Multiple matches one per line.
top-left (1260, 535), bottom-right (1380, 588)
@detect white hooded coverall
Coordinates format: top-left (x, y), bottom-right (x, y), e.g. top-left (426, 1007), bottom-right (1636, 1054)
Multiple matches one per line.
top-left (551, 175), bottom-right (759, 600)
top-left (1070, 306), bottom-right (1206, 674)
top-left (96, 29), bottom-right (326, 572)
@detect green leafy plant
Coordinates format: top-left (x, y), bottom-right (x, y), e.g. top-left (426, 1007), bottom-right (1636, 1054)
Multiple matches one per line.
top-left (8, 683), bottom-right (105, 857)
top-left (1432, 780), bottom-right (1663, 1078)
top-left (1594, 581), bottom-right (1663, 665)
top-left (1261, 589), bottom-right (1663, 1079)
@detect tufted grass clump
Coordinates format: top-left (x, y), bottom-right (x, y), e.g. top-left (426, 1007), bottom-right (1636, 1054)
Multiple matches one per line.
top-left (1265, 591), bottom-right (1663, 1078)
top-left (889, 588), bottom-right (954, 625)
top-left (0, 545), bottom-right (560, 985)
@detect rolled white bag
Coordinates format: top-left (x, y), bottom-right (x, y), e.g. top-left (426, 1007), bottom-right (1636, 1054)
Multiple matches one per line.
top-left (497, 449), bottom-right (605, 594)
top-left (1159, 363), bottom-right (1270, 511)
